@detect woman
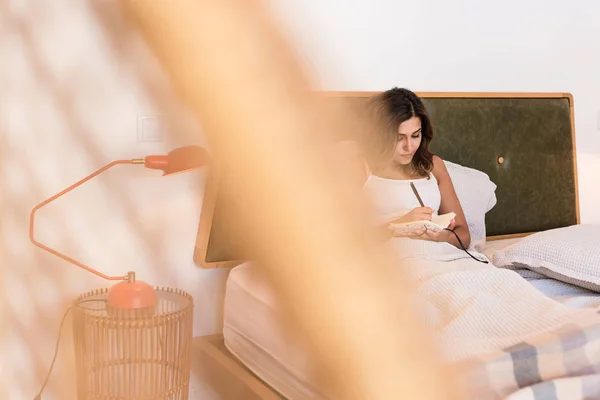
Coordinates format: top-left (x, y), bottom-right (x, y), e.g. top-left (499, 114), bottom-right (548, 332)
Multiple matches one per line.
top-left (359, 87), bottom-right (470, 250)
top-left (338, 87), bottom-right (585, 362)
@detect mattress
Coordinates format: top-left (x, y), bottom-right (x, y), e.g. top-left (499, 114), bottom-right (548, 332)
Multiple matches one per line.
top-left (223, 238), bottom-right (600, 400)
top-left (223, 262), bottom-right (328, 400)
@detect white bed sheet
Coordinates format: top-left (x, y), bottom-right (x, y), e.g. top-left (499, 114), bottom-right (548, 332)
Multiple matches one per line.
top-left (480, 237), bottom-right (522, 260)
top-left (223, 238), bottom-right (600, 400)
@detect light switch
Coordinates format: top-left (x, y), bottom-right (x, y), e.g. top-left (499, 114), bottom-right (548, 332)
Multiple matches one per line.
top-left (137, 115), bottom-right (165, 142)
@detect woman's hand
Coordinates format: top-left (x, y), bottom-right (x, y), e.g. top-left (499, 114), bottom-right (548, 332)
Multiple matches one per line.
top-left (388, 207), bottom-right (434, 224)
top-left (385, 207), bottom-right (433, 240)
top-left (447, 218), bottom-right (456, 231)
top-left (391, 218), bottom-right (456, 242)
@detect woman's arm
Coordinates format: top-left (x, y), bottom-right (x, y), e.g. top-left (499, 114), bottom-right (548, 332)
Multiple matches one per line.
top-left (430, 155), bottom-right (471, 249)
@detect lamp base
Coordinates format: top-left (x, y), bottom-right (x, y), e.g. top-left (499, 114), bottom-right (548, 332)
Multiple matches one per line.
top-left (73, 286), bottom-right (193, 399)
top-left (106, 272), bottom-right (157, 315)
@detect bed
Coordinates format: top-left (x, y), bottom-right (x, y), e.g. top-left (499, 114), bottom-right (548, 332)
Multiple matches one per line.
top-left (191, 92), bottom-right (600, 399)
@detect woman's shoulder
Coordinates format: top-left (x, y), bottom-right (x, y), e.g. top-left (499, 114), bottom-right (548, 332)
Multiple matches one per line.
top-left (431, 154), bottom-right (445, 167)
top-left (430, 155), bottom-right (449, 180)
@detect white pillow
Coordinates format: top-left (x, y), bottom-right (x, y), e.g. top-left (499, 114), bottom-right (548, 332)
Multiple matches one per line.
top-left (492, 224), bottom-right (600, 292)
top-left (443, 160), bottom-right (497, 251)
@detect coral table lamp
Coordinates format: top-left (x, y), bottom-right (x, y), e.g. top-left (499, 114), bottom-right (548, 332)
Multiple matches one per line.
top-left (29, 146), bottom-right (209, 400)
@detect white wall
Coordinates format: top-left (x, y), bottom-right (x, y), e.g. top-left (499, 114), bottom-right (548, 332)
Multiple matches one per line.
top-left (1, 2), bottom-right (227, 399)
top-left (2, 1), bottom-right (599, 399)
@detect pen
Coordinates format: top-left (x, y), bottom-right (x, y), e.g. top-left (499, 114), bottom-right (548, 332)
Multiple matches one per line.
top-left (410, 182), bottom-right (425, 208)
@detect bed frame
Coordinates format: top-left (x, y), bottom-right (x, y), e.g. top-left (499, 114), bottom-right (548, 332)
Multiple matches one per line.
top-left (190, 91), bottom-right (580, 399)
top-left (192, 335), bottom-right (283, 399)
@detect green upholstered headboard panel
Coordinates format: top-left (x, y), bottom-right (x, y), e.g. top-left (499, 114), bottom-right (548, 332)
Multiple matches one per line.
top-left (423, 95), bottom-right (578, 237)
top-left (194, 92), bottom-right (580, 268)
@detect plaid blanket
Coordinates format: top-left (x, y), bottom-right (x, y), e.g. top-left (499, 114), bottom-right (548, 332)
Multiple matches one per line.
top-left (464, 310), bottom-right (600, 399)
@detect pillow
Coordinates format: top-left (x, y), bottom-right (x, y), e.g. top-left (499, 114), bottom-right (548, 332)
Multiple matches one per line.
top-left (443, 160), bottom-right (497, 251)
top-left (492, 224), bottom-right (600, 292)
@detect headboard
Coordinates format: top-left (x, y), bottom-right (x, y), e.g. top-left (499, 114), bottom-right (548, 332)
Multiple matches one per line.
top-left (194, 92), bottom-right (580, 268)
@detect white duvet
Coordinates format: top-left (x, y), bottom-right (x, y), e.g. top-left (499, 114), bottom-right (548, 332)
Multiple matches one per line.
top-left (388, 238), bottom-right (594, 362)
top-left (224, 237), bottom-right (600, 399)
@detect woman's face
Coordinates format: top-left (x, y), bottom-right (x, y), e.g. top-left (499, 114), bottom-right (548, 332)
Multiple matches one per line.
top-left (394, 116), bottom-right (422, 166)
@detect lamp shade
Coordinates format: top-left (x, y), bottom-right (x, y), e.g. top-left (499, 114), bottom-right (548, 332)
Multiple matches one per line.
top-left (144, 145), bottom-right (210, 176)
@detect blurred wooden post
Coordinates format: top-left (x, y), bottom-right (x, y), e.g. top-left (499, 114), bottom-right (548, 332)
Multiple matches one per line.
top-left (121, 1), bottom-right (463, 399)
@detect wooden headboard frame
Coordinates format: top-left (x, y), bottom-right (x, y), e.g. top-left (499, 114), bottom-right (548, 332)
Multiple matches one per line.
top-left (194, 91), bottom-right (580, 268)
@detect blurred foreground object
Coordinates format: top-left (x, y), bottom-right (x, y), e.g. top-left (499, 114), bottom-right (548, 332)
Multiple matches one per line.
top-left (122, 1), bottom-right (464, 399)
top-left (29, 146), bottom-right (208, 399)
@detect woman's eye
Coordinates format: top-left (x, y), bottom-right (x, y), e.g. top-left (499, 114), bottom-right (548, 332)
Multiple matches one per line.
top-left (412, 135), bottom-right (420, 139)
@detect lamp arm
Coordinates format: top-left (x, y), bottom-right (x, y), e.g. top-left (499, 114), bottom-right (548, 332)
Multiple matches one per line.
top-left (29, 159), bottom-right (141, 281)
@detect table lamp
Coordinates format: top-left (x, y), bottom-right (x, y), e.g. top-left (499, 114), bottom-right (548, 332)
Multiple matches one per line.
top-left (29, 145), bottom-right (210, 400)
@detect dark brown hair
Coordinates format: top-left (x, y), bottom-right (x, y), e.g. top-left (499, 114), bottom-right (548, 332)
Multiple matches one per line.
top-left (365, 87), bottom-right (434, 177)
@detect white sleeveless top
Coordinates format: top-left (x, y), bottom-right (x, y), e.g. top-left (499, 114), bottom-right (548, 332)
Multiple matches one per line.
top-left (363, 173), bottom-right (441, 223)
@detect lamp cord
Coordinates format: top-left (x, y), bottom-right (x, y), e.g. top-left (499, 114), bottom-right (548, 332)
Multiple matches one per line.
top-left (444, 228), bottom-right (489, 264)
top-left (33, 306), bottom-right (72, 400)
top-left (34, 300), bottom-right (106, 400)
